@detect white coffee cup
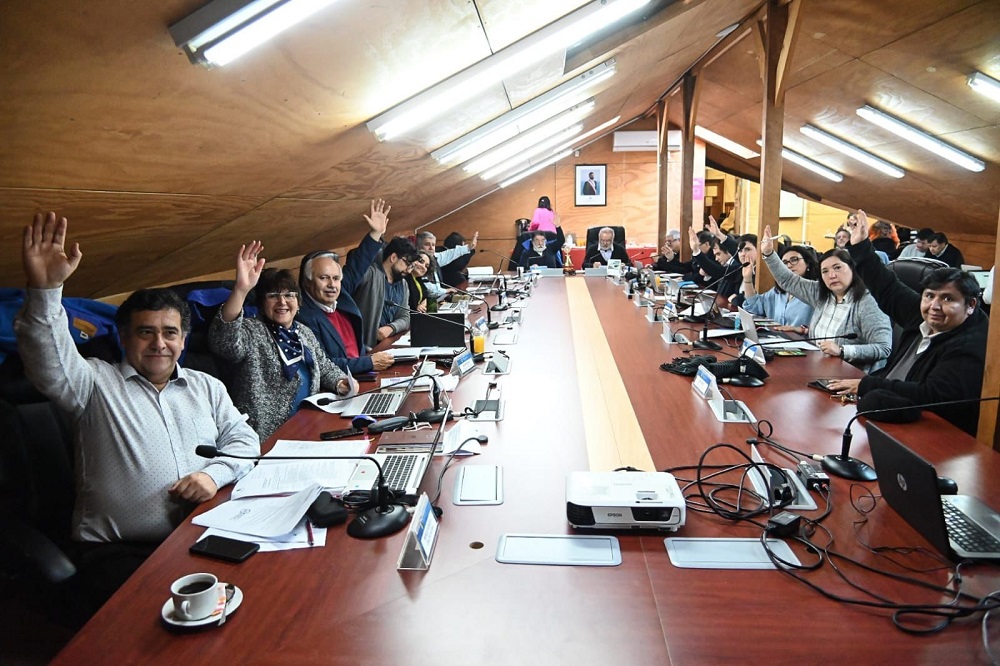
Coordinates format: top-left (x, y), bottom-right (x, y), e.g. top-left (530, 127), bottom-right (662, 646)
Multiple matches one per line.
top-left (170, 573), bottom-right (219, 621)
top-left (417, 361), bottom-right (437, 376)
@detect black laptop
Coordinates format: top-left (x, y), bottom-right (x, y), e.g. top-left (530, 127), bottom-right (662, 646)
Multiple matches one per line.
top-left (409, 312), bottom-right (467, 347)
top-left (866, 422), bottom-right (1000, 560)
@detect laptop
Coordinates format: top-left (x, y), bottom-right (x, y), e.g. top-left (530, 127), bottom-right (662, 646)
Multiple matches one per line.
top-left (410, 311), bottom-right (467, 347)
top-left (339, 371), bottom-right (418, 417)
top-left (866, 422), bottom-right (1000, 560)
top-left (343, 399), bottom-right (452, 496)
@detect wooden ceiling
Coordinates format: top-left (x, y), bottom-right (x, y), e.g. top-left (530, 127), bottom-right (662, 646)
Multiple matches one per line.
top-left (1, 0), bottom-right (997, 297)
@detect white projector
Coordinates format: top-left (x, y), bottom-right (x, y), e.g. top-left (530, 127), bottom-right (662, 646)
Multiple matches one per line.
top-left (566, 471), bottom-right (685, 531)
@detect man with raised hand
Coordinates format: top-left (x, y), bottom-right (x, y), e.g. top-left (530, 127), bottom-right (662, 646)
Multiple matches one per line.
top-left (298, 199), bottom-right (395, 373)
top-left (826, 210), bottom-right (987, 434)
top-left (15, 211), bottom-right (259, 605)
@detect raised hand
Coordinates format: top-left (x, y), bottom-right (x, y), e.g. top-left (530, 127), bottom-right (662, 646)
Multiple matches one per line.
top-left (235, 241), bottom-right (265, 293)
top-left (760, 225), bottom-right (774, 256)
top-left (469, 231), bottom-right (479, 250)
top-left (707, 215), bottom-right (723, 240)
top-left (364, 198), bottom-right (391, 239)
top-left (847, 209), bottom-right (868, 246)
top-left (22, 212), bottom-right (83, 289)
top-left (688, 227), bottom-right (699, 253)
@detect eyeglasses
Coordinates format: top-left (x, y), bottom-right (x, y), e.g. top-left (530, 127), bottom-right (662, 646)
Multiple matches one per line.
top-left (782, 256), bottom-right (802, 267)
top-left (265, 292), bottom-right (298, 301)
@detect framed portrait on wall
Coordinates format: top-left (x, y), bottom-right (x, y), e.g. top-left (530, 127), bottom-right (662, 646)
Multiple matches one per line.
top-left (575, 165), bottom-right (606, 206)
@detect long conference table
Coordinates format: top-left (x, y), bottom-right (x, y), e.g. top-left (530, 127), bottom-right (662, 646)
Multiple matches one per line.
top-left (54, 275), bottom-right (1000, 664)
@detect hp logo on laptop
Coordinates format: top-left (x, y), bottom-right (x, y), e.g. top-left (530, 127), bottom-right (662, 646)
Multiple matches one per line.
top-left (896, 473), bottom-right (908, 492)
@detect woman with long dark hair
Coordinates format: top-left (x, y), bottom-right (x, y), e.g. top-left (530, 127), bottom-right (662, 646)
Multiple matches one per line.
top-left (528, 195), bottom-right (559, 233)
top-left (759, 225), bottom-right (891, 372)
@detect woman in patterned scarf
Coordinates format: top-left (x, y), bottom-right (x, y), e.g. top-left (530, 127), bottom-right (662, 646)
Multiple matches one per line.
top-left (210, 241), bottom-right (356, 441)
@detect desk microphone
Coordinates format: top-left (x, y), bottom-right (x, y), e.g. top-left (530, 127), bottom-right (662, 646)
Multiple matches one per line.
top-left (476, 249), bottom-right (513, 311)
top-left (687, 261), bottom-right (750, 350)
top-left (441, 282), bottom-right (499, 329)
top-left (821, 395), bottom-right (1000, 481)
top-left (195, 447), bottom-right (410, 539)
top-left (756, 332), bottom-right (858, 345)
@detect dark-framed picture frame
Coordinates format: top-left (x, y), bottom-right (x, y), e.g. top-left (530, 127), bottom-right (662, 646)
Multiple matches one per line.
top-left (575, 165), bottom-right (607, 206)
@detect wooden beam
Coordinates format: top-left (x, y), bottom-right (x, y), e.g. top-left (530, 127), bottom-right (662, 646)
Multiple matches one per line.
top-left (657, 99), bottom-right (670, 255)
top-left (978, 205), bottom-right (1000, 449)
top-left (681, 73), bottom-right (699, 247)
top-left (755, 0), bottom-right (801, 294)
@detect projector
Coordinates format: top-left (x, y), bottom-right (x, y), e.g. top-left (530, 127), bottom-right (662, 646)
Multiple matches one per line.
top-left (566, 471), bottom-right (685, 531)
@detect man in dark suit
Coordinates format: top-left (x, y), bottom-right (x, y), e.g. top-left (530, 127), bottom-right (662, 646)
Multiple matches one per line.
top-left (297, 200), bottom-right (395, 374)
top-left (585, 227), bottom-right (629, 267)
top-left (582, 171), bottom-right (598, 196)
top-left (925, 232), bottom-right (966, 268)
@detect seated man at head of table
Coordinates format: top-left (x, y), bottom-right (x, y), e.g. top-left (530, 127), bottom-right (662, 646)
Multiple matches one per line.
top-left (519, 229), bottom-right (564, 269)
top-left (351, 235), bottom-right (417, 347)
top-left (585, 226), bottom-right (630, 267)
top-left (14, 212), bottom-right (259, 609)
top-left (297, 199), bottom-right (395, 374)
top-left (825, 210), bottom-right (988, 435)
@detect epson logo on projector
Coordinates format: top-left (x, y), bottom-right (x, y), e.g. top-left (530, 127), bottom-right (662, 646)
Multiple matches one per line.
top-left (606, 512), bottom-right (624, 518)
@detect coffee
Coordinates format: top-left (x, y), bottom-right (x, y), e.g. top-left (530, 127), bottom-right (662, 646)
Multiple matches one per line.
top-left (177, 581), bottom-right (214, 595)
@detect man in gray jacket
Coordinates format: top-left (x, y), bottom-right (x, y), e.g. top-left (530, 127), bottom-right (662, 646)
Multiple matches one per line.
top-left (351, 235), bottom-right (417, 348)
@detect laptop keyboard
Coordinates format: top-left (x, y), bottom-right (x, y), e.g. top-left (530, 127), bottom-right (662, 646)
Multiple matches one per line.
top-left (363, 392), bottom-right (398, 415)
top-left (942, 501), bottom-right (1000, 554)
top-left (380, 454), bottom-right (418, 492)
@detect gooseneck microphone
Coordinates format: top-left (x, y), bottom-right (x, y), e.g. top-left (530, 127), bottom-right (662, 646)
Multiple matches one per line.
top-left (821, 395), bottom-right (1000, 481)
top-left (476, 249), bottom-right (513, 310)
top-left (441, 282), bottom-right (498, 329)
top-left (196, 447), bottom-right (410, 539)
top-left (688, 261), bottom-right (751, 350)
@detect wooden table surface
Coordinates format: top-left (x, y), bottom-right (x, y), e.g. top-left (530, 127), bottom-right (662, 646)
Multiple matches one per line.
top-left (54, 276), bottom-right (1000, 665)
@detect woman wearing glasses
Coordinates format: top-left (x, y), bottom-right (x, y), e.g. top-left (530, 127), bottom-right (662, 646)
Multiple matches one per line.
top-left (758, 225), bottom-right (892, 372)
top-left (210, 241), bottom-right (355, 440)
top-left (741, 244), bottom-right (817, 329)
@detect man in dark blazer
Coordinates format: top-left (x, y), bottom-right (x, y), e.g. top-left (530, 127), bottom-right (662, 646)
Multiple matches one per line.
top-left (585, 227), bottom-right (630, 267)
top-left (925, 232), bottom-right (966, 268)
top-left (297, 200), bottom-right (395, 374)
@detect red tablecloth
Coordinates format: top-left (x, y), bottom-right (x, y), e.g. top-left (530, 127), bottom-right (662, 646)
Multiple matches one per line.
top-left (568, 245), bottom-right (656, 268)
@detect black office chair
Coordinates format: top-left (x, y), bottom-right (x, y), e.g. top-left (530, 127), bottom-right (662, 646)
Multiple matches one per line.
top-left (886, 256), bottom-right (949, 347)
top-left (585, 226), bottom-right (626, 248)
top-left (0, 399), bottom-right (76, 585)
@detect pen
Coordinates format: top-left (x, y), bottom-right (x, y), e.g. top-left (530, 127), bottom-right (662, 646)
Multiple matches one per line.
top-left (306, 520), bottom-right (315, 547)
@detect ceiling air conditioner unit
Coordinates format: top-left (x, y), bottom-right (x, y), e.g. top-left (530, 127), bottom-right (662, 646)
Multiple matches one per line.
top-left (613, 131), bottom-right (658, 152)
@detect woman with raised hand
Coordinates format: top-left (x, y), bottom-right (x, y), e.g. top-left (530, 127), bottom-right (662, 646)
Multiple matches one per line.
top-left (209, 241), bottom-right (356, 441)
top-left (741, 244), bottom-right (817, 330)
top-left (758, 225), bottom-right (892, 372)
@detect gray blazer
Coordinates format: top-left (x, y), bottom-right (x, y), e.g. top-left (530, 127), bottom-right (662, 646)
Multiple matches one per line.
top-left (763, 251), bottom-right (891, 373)
top-left (209, 311), bottom-right (346, 441)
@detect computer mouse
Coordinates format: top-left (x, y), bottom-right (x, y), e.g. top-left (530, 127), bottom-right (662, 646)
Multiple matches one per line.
top-left (351, 414), bottom-right (378, 430)
top-left (936, 476), bottom-right (959, 495)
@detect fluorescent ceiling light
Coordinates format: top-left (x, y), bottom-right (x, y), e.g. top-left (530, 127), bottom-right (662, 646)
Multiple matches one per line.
top-left (694, 126), bottom-right (758, 159)
top-left (432, 60), bottom-right (617, 165)
top-left (799, 125), bottom-right (905, 178)
top-left (368, 0), bottom-right (650, 140)
top-left (500, 150), bottom-right (574, 188)
top-left (550, 116), bottom-right (622, 154)
top-left (480, 125), bottom-right (583, 180)
top-left (856, 105), bottom-right (985, 173)
top-left (464, 101), bottom-right (595, 174)
top-left (758, 140), bottom-right (843, 182)
top-left (968, 71), bottom-right (1000, 104)
top-left (170, 0), bottom-right (340, 67)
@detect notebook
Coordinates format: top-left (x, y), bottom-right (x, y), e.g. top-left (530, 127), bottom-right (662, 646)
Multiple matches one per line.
top-left (343, 399), bottom-right (452, 496)
top-left (339, 372), bottom-right (417, 417)
top-left (866, 422), bottom-right (1000, 560)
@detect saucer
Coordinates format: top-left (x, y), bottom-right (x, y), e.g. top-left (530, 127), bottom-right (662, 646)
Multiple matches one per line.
top-left (161, 584), bottom-right (243, 627)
